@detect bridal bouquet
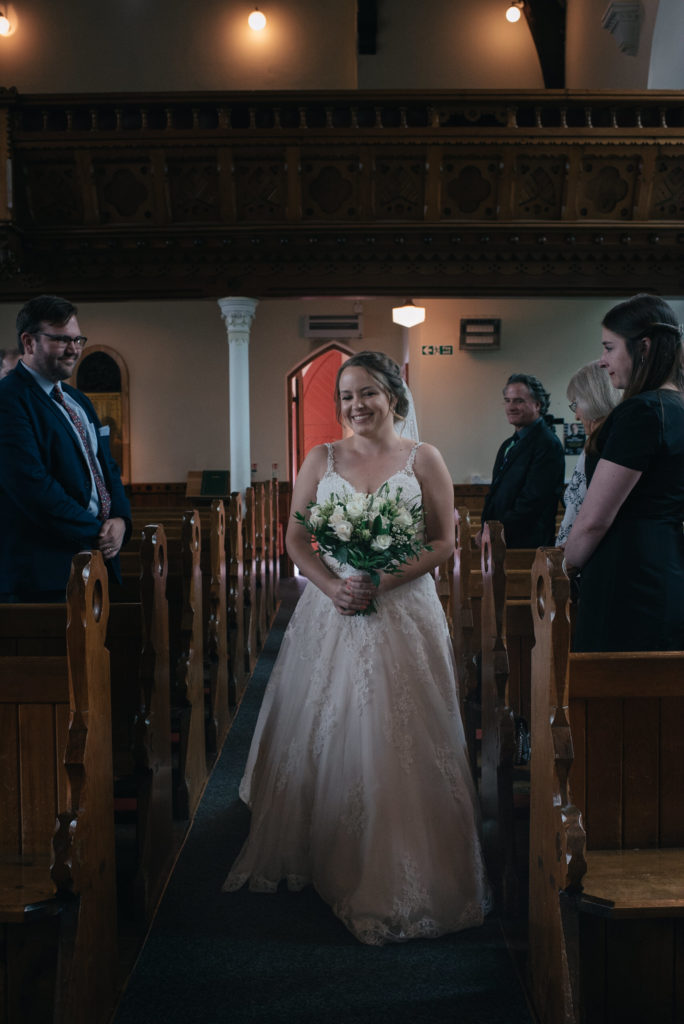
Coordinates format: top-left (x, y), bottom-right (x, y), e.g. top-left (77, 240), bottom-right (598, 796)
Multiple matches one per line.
top-left (294, 484), bottom-right (430, 614)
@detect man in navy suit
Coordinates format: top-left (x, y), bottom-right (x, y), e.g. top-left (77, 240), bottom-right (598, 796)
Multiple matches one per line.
top-left (0, 294), bottom-right (131, 600)
top-left (479, 373), bottom-right (564, 549)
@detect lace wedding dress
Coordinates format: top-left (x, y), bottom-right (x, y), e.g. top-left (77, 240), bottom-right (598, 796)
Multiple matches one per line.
top-left (223, 443), bottom-right (490, 944)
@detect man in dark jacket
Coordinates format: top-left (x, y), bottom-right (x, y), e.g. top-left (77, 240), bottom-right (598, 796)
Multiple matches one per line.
top-left (480, 373), bottom-right (564, 549)
top-left (0, 294), bottom-right (131, 600)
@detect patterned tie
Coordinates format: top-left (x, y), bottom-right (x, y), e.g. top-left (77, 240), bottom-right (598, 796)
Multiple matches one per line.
top-left (51, 385), bottom-right (112, 521)
top-left (502, 435), bottom-right (519, 463)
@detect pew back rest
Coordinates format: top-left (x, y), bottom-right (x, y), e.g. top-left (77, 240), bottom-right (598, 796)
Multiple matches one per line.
top-left (0, 655), bottom-right (69, 862)
top-left (568, 652), bottom-right (684, 850)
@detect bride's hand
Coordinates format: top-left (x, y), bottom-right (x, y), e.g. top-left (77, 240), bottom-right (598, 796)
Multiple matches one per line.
top-left (330, 576), bottom-right (374, 615)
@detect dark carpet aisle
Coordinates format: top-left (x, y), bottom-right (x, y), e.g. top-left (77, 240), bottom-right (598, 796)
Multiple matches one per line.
top-left (112, 579), bottom-right (534, 1024)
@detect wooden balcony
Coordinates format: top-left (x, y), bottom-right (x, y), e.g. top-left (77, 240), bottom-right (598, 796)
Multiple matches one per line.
top-left (1, 88), bottom-right (683, 299)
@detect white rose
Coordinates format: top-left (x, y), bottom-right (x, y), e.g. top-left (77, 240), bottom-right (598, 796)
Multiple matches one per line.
top-left (371, 533), bottom-right (392, 552)
top-left (345, 493), bottom-right (367, 520)
top-left (394, 506), bottom-right (414, 528)
top-left (332, 520), bottom-right (353, 541)
top-left (329, 505), bottom-right (347, 525)
top-left (308, 505), bottom-right (324, 529)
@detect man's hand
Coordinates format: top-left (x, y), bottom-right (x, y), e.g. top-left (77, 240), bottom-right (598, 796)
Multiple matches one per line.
top-left (98, 517), bottom-right (126, 560)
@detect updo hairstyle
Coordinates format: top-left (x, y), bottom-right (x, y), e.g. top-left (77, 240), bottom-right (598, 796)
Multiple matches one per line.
top-left (334, 351), bottom-right (409, 425)
top-left (602, 293), bottom-right (684, 399)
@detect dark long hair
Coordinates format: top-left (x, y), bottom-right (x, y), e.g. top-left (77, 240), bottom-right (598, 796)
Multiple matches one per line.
top-left (334, 351), bottom-right (408, 424)
top-left (602, 293), bottom-right (684, 400)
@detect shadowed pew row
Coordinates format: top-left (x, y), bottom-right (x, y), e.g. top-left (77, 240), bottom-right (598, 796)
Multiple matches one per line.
top-left (0, 551), bottom-right (118, 1024)
top-left (0, 531), bottom-right (175, 929)
top-left (452, 507), bottom-right (535, 776)
top-left (478, 521), bottom-right (519, 917)
top-left (126, 482), bottom-right (280, 714)
top-left (528, 548), bottom-right (684, 1024)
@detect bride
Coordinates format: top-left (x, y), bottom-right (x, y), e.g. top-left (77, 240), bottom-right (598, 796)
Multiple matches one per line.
top-left (223, 351), bottom-right (489, 944)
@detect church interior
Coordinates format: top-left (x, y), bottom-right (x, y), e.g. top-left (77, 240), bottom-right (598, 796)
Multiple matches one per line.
top-left (1, 1), bottom-right (684, 1021)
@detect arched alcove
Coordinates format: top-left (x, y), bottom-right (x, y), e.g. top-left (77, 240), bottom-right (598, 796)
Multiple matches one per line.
top-left (76, 346), bottom-right (130, 484)
top-left (287, 343), bottom-right (354, 484)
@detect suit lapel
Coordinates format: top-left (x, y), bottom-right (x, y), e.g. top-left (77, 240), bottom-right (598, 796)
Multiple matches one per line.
top-left (17, 364), bottom-right (91, 470)
top-left (490, 422), bottom-right (540, 491)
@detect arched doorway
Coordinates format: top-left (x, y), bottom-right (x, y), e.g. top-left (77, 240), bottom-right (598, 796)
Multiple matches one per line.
top-left (76, 347), bottom-right (130, 484)
top-left (287, 343), bottom-right (353, 483)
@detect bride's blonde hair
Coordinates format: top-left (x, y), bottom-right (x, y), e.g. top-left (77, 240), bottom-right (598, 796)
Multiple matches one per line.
top-left (334, 351), bottom-right (408, 424)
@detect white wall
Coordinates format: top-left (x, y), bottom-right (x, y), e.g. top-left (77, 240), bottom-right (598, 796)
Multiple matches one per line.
top-left (358, 0), bottom-right (544, 89)
top-left (409, 294), bottom-right (684, 483)
top-left (648, 0), bottom-right (684, 88)
top-left (0, 0), bottom-right (358, 92)
top-left (0, 0), bottom-right (681, 96)
top-left (566, 0), bottom-right (658, 89)
top-left (4, 293), bottom-right (683, 486)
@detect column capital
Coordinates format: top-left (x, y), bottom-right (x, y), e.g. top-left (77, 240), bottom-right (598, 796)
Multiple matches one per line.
top-left (218, 296), bottom-right (259, 341)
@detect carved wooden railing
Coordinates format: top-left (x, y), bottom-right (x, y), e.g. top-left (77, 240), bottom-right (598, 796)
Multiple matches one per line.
top-left (1, 88), bottom-right (683, 297)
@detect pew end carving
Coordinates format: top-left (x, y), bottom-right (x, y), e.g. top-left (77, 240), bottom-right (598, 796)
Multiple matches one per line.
top-left (206, 499), bottom-right (231, 755)
top-left (171, 510), bottom-right (207, 820)
top-left (453, 506), bottom-right (479, 776)
top-left (479, 521), bottom-right (518, 915)
top-left (227, 491), bottom-right (247, 704)
top-left (130, 523), bottom-right (174, 922)
top-left (0, 551), bottom-right (118, 1024)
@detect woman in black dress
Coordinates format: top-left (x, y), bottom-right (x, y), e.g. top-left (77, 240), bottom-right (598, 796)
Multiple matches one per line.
top-left (564, 293), bottom-right (684, 652)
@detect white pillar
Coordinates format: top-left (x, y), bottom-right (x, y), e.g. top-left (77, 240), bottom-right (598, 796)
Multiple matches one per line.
top-left (217, 296), bottom-right (258, 497)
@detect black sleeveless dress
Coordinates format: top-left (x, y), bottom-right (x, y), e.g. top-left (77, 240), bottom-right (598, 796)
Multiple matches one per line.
top-left (574, 390), bottom-right (684, 653)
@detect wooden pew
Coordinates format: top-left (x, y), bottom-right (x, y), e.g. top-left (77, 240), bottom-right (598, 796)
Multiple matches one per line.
top-left (206, 499), bottom-right (230, 754)
top-left (0, 534), bottom-right (175, 929)
top-left (479, 521), bottom-right (518, 915)
top-left (243, 486), bottom-right (258, 676)
top-left (253, 482), bottom-right (268, 649)
top-left (127, 524), bottom-right (174, 921)
top-left (0, 551), bottom-right (118, 1024)
top-left (453, 513), bottom-right (533, 754)
top-left (452, 507), bottom-right (479, 775)
top-left (227, 491), bottom-right (247, 704)
top-left (168, 510), bottom-right (207, 819)
top-left (124, 501), bottom-right (233, 746)
top-left (528, 547), bottom-right (684, 1024)
top-left (130, 492), bottom-right (249, 712)
top-left (120, 509), bottom-right (209, 818)
top-left (265, 478), bottom-right (281, 625)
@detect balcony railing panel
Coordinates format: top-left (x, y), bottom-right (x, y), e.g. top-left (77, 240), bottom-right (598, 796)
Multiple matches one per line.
top-left (1, 89), bottom-right (683, 299)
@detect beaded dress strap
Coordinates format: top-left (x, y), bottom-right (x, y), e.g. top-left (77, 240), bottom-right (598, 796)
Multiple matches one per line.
top-left (325, 442), bottom-right (335, 474)
top-left (404, 442), bottom-right (423, 474)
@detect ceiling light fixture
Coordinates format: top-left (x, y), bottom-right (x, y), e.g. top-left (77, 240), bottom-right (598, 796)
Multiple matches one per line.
top-left (248, 7), bottom-right (267, 31)
top-left (392, 300), bottom-right (426, 329)
top-left (0, 9), bottom-right (11, 36)
top-left (505, 2), bottom-right (523, 23)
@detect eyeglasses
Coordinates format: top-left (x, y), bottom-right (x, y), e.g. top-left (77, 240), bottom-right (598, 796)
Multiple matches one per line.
top-left (35, 332), bottom-right (88, 349)
top-left (568, 401), bottom-right (578, 413)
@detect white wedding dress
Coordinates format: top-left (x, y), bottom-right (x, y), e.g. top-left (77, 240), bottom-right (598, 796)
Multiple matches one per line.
top-left (223, 442), bottom-right (490, 944)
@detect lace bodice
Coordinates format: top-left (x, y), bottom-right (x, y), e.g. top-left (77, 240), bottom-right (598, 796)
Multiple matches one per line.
top-left (319, 441), bottom-right (423, 504)
top-left (317, 442), bottom-right (424, 578)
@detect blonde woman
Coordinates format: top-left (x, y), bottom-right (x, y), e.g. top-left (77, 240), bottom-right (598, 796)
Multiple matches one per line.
top-left (556, 360), bottom-right (620, 545)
